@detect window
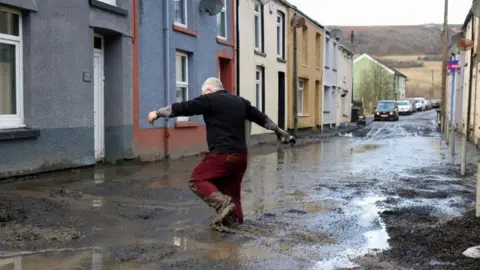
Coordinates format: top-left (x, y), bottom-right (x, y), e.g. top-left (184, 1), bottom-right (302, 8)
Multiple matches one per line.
top-left (175, 52), bottom-right (189, 121)
top-left (333, 43), bottom-right (337, 70)
top-left (297, 78), bottom-right (304, 115)
top-left (0, 8), bottom-right (23, 128)
top-left (276, 11), bottom-right (285, 58)
top-left (174, 0), bottom-right (187, 26)
top-left (255, 66), bottom-right (264, 112)
top-left (315, 33), bottom-right (321, 68)
top-left (254, 3), bottom-right (263, 51)
top-left (98, 0), bottom-right (116, 6)
top-left (325, 38), bottom-right (330, 67)
top-left (217, 0), bottom-right (227, 38)
top-left (302, 27), bottom-right (308, 64)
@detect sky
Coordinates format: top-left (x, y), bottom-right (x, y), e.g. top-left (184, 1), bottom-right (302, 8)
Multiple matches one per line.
top-left (285, 0), bottom-right (472, 26)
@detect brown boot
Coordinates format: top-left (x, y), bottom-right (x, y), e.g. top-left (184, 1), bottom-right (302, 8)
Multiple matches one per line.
top-left (203, 191), bottom-right (236, 224)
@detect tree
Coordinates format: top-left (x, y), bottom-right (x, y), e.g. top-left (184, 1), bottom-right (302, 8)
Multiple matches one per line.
top-left (358, 62), bottom-right (393, 112)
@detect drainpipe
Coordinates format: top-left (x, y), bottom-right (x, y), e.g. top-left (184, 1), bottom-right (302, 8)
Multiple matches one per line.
top-left (293, 26), bottom-right (298, 136)
top-left (163, 0), bottom-right (171, 159)
top-left (236, 0), bottom-right (240, 96)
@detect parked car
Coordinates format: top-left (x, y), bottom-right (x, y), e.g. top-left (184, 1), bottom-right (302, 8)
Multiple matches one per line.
top-left (397, 99), bottom-right (414, 115)
top-left (414, 97), bottom-right (426, 111)
top-left (431, 99), bottom-right (441, 109)
top-left (425, 100), bottom-right (433, 110)
top-left (374, 100), bottom-right (399, 121)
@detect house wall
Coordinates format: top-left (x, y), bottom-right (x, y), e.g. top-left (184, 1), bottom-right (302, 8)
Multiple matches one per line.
top-left (286, 9), bottom-right (324, 129)
top-left (337, 47), bottom-right (353, 125)
top-left (134, 0), bottom-right (235, 160)
top-left (322, 33), bottom-right (338, 126)
top-left (0, 0), bottom-right (133, 178)
top-left (238, 0), bottom-right (287, 135)
top-left (398, 76), bottom-right (406, 99)
top-left (455, 51), bottom-right (465, 130)
top-left (462, 17), bottom-right (473, 137)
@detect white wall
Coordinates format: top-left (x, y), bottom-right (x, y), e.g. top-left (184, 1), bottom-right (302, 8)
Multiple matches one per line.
top-left (337, 47), bottom-right (353, 125)
top-left (239, 0), bottom-right (288, 135)
top-left (323, 34), bottom-right (338, 125)
top-left (398, 77), bottom-right (406, 99)
top-left (462, 17), bottom-right (473, 136)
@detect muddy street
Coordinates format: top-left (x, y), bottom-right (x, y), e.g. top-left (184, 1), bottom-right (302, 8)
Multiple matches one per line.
top-left (0, 110), bottom-right (479, 269)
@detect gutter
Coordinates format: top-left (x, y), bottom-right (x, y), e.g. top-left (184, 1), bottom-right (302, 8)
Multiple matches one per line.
top-left (163, 0), bottom-right (171, 158)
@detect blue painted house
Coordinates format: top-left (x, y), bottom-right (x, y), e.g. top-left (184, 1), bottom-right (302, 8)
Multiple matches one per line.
top-left (133, 0), bottom-right (236, 160)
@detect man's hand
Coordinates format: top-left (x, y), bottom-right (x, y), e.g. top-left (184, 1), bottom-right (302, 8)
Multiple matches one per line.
top-left (147, 111), bottom-right (159, 125)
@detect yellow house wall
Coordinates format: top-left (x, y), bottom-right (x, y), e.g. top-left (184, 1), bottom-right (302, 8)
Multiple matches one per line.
top-left (286, 10), bottom-right (324, 129)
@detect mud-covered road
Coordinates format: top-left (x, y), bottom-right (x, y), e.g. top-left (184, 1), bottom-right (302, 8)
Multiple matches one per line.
top-left (1, 110), bottom-right (479, 269)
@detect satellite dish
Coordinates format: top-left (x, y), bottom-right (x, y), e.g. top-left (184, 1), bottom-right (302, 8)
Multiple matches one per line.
top-left (290, 15), bottom-right (306, 28)
top-left (330, 28), bottom-right (343, 39)
top-left (457, 39), bottom-right (474, 51)
top-left (199, 0), bottom-right (224, 16)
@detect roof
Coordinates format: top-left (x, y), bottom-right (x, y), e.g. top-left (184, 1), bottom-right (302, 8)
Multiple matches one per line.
top-left (371, 56), bottom-right (408, 78)
top-left (277, 0), bottom-right (353, 56)
top-left (353, 53), bottom-right (407, 78)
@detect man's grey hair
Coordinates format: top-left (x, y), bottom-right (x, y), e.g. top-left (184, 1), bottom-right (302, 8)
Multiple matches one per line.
top-left (201, 77), bottom-right (224, 95)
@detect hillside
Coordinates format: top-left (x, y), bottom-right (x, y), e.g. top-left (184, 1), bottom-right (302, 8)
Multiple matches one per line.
top-left (329, 24), bottom-right (461, 55)
top-left (329, 24), bottom-right (462, 98)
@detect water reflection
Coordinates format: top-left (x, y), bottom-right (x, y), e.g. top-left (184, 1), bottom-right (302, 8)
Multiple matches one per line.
top-left (0, 248), bottom-right (104, 270)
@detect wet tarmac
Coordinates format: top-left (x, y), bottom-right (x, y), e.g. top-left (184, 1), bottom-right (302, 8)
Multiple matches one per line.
top-left (0, 110), bottom-right (479, 269)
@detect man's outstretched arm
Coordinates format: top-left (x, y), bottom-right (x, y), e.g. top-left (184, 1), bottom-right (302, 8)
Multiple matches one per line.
top-left (148, 95), bottom-right (211, 124)
top-left (243, 99), bottom-right (295, 143)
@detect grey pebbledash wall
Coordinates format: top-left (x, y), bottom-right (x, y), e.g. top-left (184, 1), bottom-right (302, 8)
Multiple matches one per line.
top-left (0, 0), bottom-right (133, 178)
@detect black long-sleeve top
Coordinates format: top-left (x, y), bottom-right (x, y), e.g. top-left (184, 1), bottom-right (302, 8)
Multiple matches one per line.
top-left (171, 90), bottom-right (269, 153)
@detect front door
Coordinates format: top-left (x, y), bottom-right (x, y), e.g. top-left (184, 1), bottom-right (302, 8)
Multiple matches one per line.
top-left (278, 72), bottom-right (285, 129)
top-left (93, 35), bottom-right (105, 161)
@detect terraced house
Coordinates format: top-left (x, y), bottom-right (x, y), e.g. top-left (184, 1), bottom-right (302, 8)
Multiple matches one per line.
top-left (286, 6), bottom-right (325, 131)
top-left (238, 0), bottom-right (288, 140)
top-left (133, 0), bottom-right (236, 160)
top-left (0, 0), bottom-right (133, 178)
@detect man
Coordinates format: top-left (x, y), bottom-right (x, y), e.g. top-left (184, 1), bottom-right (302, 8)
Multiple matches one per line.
top-left (147, 77), bottom-right (294, 232)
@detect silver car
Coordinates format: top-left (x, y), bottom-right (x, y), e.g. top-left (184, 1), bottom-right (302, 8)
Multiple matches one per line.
top-left (397, 99), bottom-right (414, 115)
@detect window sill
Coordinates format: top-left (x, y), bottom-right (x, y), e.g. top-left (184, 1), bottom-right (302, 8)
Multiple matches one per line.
top-left (175, 121), bottom-right (201, 129)
top-left (323, 111), bottom-right (330, 114)
top-left (277, 57), bottom-right (286, 63)
top-left (89, 0), bottom-right (128, 16)
top-left (217, 37), bottom-right (233, 47)
top-left (302, 64), bottom-right (309, 68)
top-left (333, 68), bottom-right (338, 72)
top-left (297, 114), bottom-right (310, 117)
top-left (315, 66), bottom-right (322, 70)
top-left (0, 127), bottom-right (40, 141)
top-left (173, 25), bottom-right (197, 37)
top-left (254, 51), bottom-right (267, 57)
top-left (325, 66), bottom-right (330, 69)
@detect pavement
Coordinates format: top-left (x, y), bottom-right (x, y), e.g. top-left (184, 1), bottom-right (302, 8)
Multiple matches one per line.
top-left (0, 110), bottom-right (479, 269)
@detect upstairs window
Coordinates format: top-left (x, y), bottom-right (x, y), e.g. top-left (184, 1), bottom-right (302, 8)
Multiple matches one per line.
top-left (217, 0), bottom-right (227, 38)
top-left (254, 3), bottom-right (263, 51)
top-left (174, 0), bottom-right (187, 26)
top-left (276, 11), bottom-right (285, 59)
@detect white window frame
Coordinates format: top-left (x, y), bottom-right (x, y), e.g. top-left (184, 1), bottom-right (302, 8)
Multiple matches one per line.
top-left (255, 66), bottom-right (263, 112)
top-left (175, 51), bottom-right (189, 122)
top-left (297, 78), bottom-right (304, 115)
top-left (97, 0), bottom-right (116, 6)
top-left (333, 43), bottom-right (337, 70)
top-left (174, 0), bottom-right (187, 27)
top-left (217, 0), bottom-right (227, 39)
top-left (276, 11), bottom-right (284, 58)
top-left (0, 7), bottom-right (24, 129)
top-left (325, 38), bottom-right (330, 67)
top-left (254, 3), bottom-right (262, 51)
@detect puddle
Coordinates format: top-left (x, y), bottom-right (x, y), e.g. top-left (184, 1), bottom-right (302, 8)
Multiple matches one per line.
top-left (351, 144), bottom-right (381, 154)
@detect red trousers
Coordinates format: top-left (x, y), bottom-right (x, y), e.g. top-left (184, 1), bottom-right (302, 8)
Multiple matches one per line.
top-left (189, 153), bottom-right (248, 223)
